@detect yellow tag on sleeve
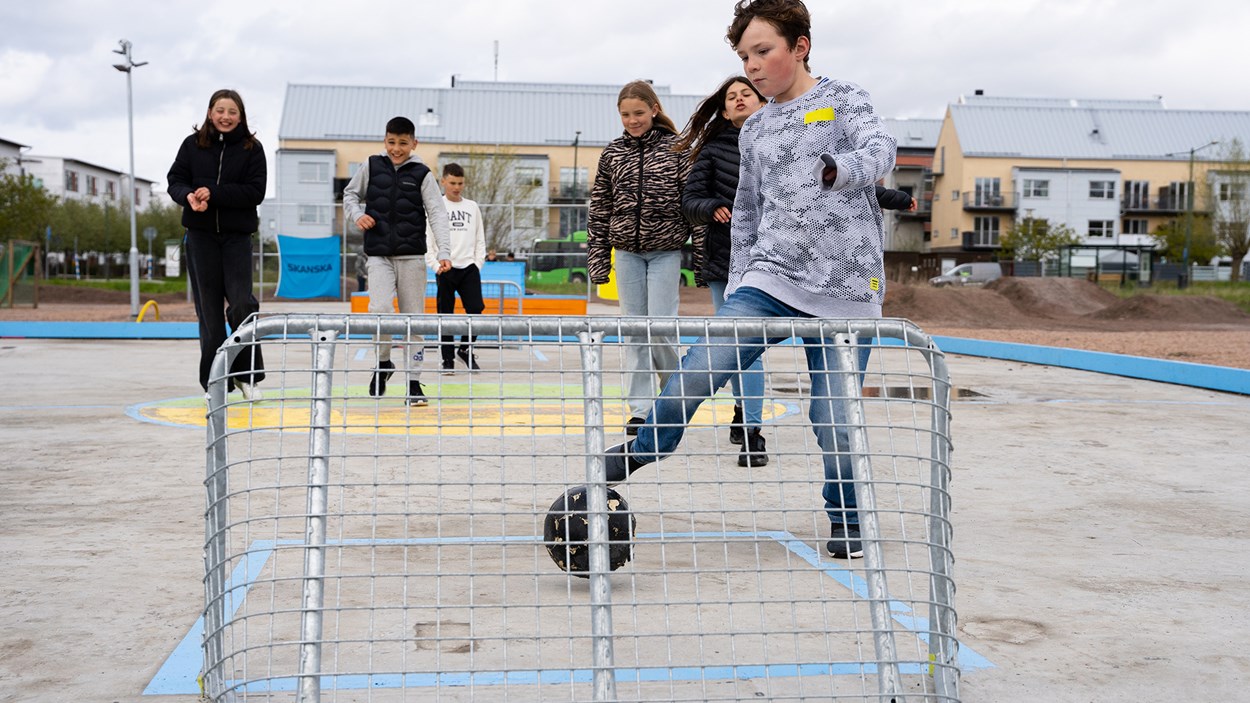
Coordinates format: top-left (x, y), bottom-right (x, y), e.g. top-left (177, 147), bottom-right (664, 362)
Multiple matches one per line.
top-left (804, 107), bottom-right (835, 124)
top-left (869, 278), bottom-right (880, 291)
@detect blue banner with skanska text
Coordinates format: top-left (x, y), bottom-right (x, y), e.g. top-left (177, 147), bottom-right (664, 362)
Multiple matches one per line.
top-left (276, 234), bottom-right (340, 299)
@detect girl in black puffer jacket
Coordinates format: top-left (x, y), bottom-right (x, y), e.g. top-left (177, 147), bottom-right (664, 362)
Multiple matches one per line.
top-left (167, 89), bottom-right (267, 397)
top-left (677, 76), bottom-right (770, 467)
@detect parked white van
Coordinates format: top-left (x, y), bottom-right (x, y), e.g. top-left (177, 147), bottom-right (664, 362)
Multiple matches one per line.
top-left (929, 262), bottom-right (1002, 287)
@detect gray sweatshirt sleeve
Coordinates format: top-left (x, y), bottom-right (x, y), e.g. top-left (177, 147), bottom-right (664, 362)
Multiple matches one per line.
top-left (422, 173), bottom-right (452, 261)
top-left (342, 166), bottom-right (369, 224)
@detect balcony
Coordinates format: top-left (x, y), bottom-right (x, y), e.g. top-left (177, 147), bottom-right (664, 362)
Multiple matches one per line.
top-left (550, 184), bottom-right (589, 203)
top-left (1122, 196), bottom-right (1184, 214)
top-left (961, 231), bottom-right (1000, 250)
top-left (962, 192), bottom-right (1016, 211)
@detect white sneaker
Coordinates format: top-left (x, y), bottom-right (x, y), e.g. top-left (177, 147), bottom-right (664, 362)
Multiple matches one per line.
top-left (237, 382), bottom-right (263, 401)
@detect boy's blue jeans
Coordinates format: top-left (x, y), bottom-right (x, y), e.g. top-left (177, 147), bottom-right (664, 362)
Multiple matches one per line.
top-left (628, 286), bottom-right (871, 526)
top-left (707, 280), bottom-right (766, 427)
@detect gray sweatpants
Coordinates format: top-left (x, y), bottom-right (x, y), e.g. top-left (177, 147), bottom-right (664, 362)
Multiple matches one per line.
top-left (367, 255), bottom-right (426, 382)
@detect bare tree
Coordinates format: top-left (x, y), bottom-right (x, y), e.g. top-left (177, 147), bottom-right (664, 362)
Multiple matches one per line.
top-left (445, 146), bottom-right (545, 253)
top-left (1211, 138), bottom-right (1250, 282)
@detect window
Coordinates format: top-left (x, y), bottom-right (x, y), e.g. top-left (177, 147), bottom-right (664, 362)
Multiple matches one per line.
top-left (104, 180), bottom-right (116, 200)
top-left (1124, 180), bottom-right (1150, 209)
top-left (298, 205), bottom-right (331, 225)
top-left (1123, 219), bottom-right (1149, 236)
top-left (1219, 183), bottom-right (1247, 201)
top-left (86, 174), bottom-right (98, 196)
top-left (515, 166), bottom-right (544, 188)
top-left (298, 162), bottom-right (330, 183)
top-left (1168, 181), bottom-right (1191, 210)
top-left (558, 166), bottom-right (589, 198)
top-left (972, 216), bottom-right (1000, 247)
top-left (974, 177), bottom-right (1001, 206)
top-left (1089, 181), bottom-right (1116, 199)
top-left (1022, 179), bottom-right (1049, 198)
top-left (950, 227), bottom-right (959, 240)
top-left (519, 207), bottom-right (544, 228)
top-left (1088, 220), bottom-right (1115, 238)
top-left (559, 207), bottom-right (588, 236)
top-left (65, 169), bottom-right (79, 192)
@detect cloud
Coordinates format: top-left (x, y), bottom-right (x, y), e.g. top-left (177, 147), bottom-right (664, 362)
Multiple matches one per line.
top-left (0, 49), bottom-right (53, 107)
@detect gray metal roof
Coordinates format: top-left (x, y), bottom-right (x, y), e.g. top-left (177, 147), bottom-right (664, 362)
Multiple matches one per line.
top-left (279, 82), bottom-right (705, 148)
top-left (950, 104), bottom-right (1250, 161)
top-left (882, 118), bottom-right (941, 149)
top-left (957, 94), bottom-right (1166, 110)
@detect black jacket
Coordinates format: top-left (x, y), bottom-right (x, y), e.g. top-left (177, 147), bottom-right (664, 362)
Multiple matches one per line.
top-left (167, 130), bottom-right (266, 234)
top-left (362, 155), bottom-right (431, 257)
top-left (875, 185), bottom-right (914, 211)
top-left (680, 127), bottom-right (742, 283)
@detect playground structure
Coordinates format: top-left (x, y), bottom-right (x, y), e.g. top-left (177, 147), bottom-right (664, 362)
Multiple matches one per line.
top-left (1, 239), bottom-right (41, 308)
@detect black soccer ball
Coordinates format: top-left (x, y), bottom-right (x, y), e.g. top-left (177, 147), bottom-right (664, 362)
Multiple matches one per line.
top-left (544, 486), bottom-right (635, 577)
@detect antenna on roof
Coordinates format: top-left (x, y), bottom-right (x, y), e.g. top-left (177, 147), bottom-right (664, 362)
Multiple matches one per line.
top-left (493, 40), bottom-right (499, 81)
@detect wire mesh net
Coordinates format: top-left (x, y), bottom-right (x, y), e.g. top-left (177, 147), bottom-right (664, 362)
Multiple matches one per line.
top-left (202, 314), bottom-right (960, 702)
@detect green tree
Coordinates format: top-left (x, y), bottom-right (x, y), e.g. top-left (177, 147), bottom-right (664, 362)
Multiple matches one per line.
top-left (0, 160), bottom-right (58, 241)
top-left (999, 217), bottom-right (1081, 262)
top-left (1152, 217), bottom-right (1220, 265)
top-left (1211, 138), bottom-right (1250, 282)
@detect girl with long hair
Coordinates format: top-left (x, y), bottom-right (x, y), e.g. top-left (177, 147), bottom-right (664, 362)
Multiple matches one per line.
top-left (587, 80), bottom-right (696, 433)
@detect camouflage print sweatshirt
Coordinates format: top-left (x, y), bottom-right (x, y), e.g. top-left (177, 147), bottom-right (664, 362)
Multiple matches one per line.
top-left (587, 127), bottom-right (695, 285)
top-left (730, 78), bottom-right (897, 318)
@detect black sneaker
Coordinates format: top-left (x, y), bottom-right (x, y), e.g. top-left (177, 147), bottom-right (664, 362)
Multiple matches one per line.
top-left (604, 441), bottom-right (648, 484)
top-left (625, 417), bottom-right (645, 435)
top-left (369, 360), bottom-right (395, 397)
top-left (738, 427), bottom-right (769, 467)
top-left (441, 359), bottom-right (456, 376)
top-left (408, 380), bottom-right (429, 407)
top-left (826, 523), bottom-right (863, 559)
top-left (456, 348), bottom-right (480, 371)
top-left (728, 404), bottom-right (744, 445)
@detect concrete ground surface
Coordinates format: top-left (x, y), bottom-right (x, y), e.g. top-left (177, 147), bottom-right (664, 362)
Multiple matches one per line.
top-left (2, 304), bottom-right (1248, 702)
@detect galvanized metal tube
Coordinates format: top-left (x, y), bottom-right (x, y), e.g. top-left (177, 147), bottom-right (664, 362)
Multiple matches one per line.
top-left (297, 329), bottom-right (337, 703)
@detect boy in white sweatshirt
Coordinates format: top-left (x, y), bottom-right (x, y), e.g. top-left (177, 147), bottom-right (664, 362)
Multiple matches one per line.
top-left (426, 163), bottom-right (487, 373)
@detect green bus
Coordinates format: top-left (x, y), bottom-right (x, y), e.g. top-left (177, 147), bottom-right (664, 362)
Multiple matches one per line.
top-left (527, 230), bottom-right (695, 287)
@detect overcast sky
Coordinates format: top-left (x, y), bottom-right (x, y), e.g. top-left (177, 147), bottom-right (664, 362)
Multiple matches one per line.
top-left (2, 0), bottom-right (1248, 196)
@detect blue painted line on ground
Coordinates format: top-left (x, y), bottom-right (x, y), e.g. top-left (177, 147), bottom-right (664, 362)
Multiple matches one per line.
top-left (144, 531), bottom-right (992, 695)
top-left (6, 321), bottom-right (1243, 394)
top-left (0, 321), bottom-right (201, 339)
top-left (144, 544), bottom-right (275, 695)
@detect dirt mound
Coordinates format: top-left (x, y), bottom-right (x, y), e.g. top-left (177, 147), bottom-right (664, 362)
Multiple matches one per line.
top-left (884, 282), bottom-right (1022, 326)
top-left (37, 285), bottom-right (189, 306)
top-left (985, 277), bottom-right (1119, 318)
top-left (1087, 294), bottom-right (1250, 323)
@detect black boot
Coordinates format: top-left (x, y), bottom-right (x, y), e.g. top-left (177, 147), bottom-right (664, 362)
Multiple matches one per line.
top-left (738, 427), bottom-right (769, 467)
top-left (729, 404), bottom-right (744, 445)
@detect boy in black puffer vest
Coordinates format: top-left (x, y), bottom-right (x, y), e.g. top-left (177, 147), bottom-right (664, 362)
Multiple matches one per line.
top-left (343, 116), bottom-right (452, 407)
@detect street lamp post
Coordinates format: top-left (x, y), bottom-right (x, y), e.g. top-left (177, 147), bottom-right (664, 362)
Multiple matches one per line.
top-left (572, 131), bottom-right (581, 199)
top-left (113, 39), bottom-right (147, 317)
top-left (1167, 140), bottom-right (1219, 287)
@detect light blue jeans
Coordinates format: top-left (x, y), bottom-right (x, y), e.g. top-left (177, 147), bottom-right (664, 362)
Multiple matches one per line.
top-left (708, 280), bottom-right (766, 426)
top-left (629, 286), bottom-right (871, 525)
top-left (614, 249), bottom-right (682, 419)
